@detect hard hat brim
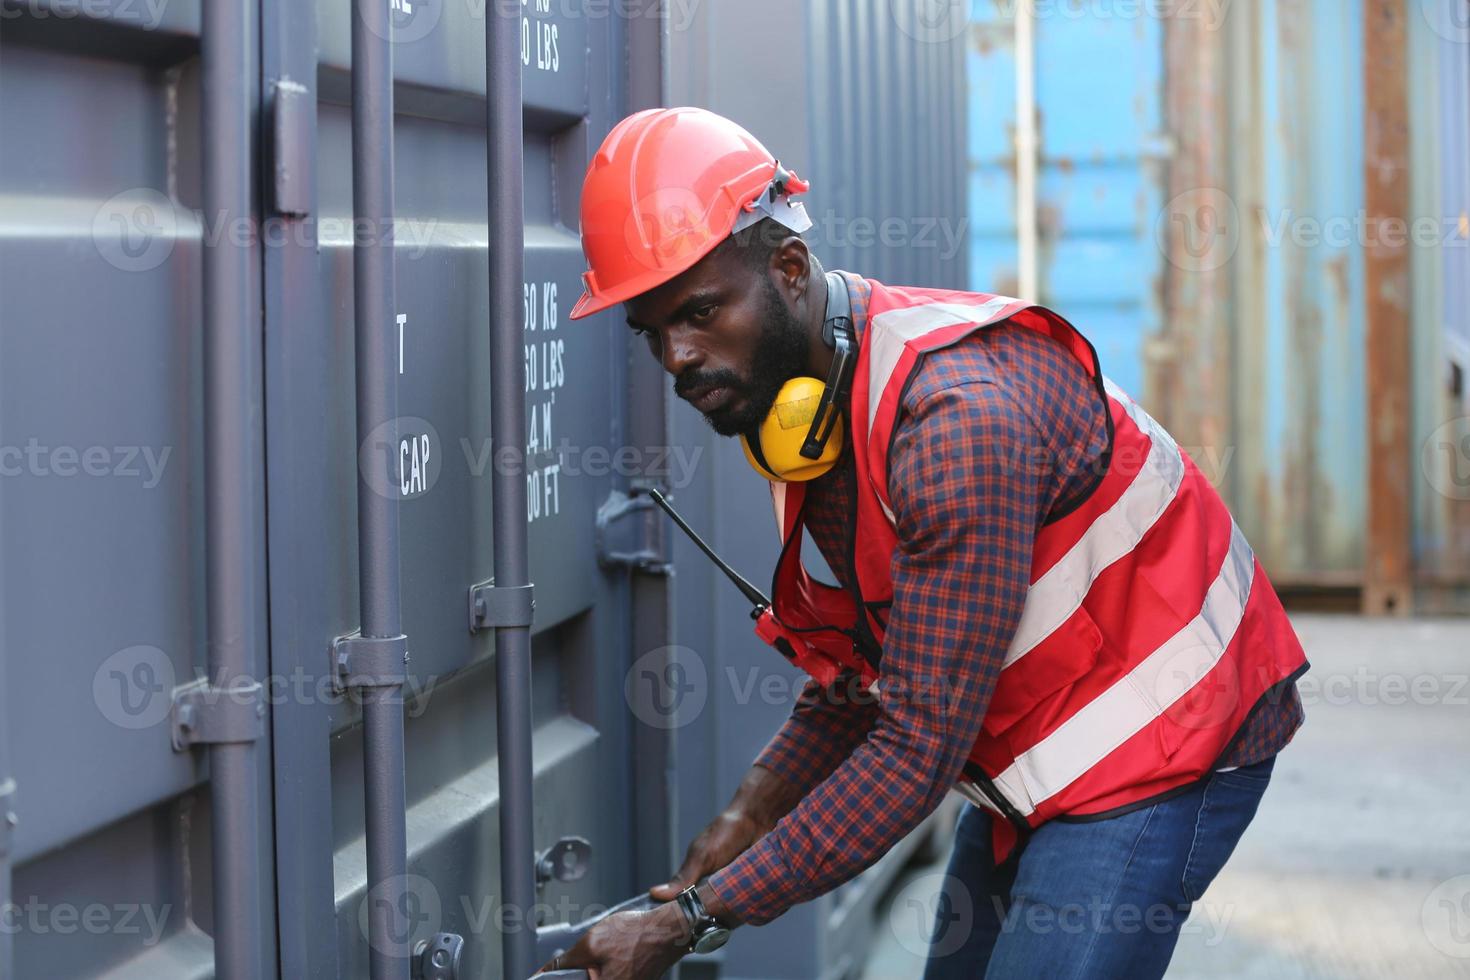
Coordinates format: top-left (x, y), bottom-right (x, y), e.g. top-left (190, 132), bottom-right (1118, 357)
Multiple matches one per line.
top-left (567, 226), bottom-right (728, 320)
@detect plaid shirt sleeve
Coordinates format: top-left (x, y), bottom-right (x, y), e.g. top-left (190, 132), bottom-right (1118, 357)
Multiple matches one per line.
top-left (751, 677), bottom-right (880, 794)
top-left (708, 378), bottom-right (1046, 925)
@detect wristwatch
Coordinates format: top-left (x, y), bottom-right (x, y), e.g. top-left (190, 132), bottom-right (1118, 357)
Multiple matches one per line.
top-left (676, 883), bottom-right (731, 954)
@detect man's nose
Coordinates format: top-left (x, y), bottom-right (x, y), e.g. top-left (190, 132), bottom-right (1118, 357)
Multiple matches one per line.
top-left (660, 329), bottom-right (702, 377)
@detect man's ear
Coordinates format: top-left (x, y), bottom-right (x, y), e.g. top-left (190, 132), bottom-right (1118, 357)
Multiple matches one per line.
top-left (771, 236), bottom-right (812, 302)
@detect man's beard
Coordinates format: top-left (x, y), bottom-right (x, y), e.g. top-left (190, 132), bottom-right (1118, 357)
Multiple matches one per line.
top-left (677, 276), bottom-right (809, 438)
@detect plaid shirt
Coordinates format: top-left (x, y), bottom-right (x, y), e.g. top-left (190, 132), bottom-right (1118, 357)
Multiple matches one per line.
top-left (707, 274), bottom-right (1304, 926)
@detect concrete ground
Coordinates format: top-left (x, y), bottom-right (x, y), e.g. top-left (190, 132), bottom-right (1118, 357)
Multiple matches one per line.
top-left (862, 615), bottom-right (1470, 979)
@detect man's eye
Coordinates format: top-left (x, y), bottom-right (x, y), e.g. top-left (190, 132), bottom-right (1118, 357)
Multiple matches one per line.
top-left (691, 304), bottom-right (717, 323)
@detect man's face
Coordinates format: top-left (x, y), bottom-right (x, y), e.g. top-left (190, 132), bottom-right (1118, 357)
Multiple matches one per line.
top-left (624, 241), bottom-right (808, 437)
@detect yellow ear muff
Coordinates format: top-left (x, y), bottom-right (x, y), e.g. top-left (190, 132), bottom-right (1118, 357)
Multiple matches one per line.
top-left (740, 376), bottom-right (844, 483)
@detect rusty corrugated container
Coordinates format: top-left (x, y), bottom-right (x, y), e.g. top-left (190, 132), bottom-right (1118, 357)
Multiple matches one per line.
top-left (967, 3), bottom-right (1167, 400)
top-left (1158, 0), bottom-right (1467, 608)
top-left (1412, 0), bottom-right (1470, 610)
top-left (969, 1), bottom-right (1467, 609)
top-left (1213, 0), bottom-right (1370, 590)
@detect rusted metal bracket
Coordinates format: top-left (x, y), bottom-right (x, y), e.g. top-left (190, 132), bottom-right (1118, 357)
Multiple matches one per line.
top-left (467, 581), bottom-right (536, 633)
top-left (1361, 0), bottom-right (1413, 616)
top-left (170, 678), bottom-right (266, 751)
top-left (331, 632), bottom-right (410, 693)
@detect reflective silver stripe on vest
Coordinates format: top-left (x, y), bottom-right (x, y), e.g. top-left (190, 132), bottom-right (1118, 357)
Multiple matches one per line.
top-left (990, 519), bottom-right (1258, 818)
top-left (866, 298), bottom-right (1016, 435)
top-left (1002, 378), bottom-right (1185, 669)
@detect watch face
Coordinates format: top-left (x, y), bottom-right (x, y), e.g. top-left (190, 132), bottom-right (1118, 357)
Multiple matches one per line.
top-left (692, 926), bottom-right (731, 954)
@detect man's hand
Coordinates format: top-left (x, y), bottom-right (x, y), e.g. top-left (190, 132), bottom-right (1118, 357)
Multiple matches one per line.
top-left (649, 764), bottom-right (801, 903)
top-left (537, 903), bottom-right (687, 980)
top-left (649, 809), bottom-right (763, 902)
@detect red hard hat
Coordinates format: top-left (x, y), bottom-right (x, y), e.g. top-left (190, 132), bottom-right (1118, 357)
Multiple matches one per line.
top-left (569, 107), bottom-right (812, 320)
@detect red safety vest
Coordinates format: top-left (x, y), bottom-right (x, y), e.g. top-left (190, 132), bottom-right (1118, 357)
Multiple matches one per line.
top-left (753, 278), bottom-right (1307, 855)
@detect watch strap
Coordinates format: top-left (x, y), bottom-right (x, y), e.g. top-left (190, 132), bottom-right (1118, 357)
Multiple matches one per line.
top-left (676, 882), bottom-right (724, 951)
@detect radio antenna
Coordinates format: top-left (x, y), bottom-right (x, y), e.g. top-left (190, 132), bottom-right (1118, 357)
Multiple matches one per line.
top-left (647, 489), bottom-right (771, 610)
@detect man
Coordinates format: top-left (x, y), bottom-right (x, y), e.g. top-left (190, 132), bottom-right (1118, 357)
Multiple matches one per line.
top-left (545, 107), bottom-right (1306, 979)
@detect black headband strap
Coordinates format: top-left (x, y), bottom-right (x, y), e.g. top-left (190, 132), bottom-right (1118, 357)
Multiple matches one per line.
top-left (800, 272), bottom-right (856, 460)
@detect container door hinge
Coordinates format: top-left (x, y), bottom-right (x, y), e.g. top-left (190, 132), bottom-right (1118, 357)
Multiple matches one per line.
top-left (170, 678), bottom-right (266, 752)
top-left (0, 778), bottom-right (16, 858)
top-left (467, 581), bottom-right (535, 633)
top-left (271, 78), bottom-right (312, 217)
top-left (596, 490), bottom-right (671, 575)
top-left (331, 632), bottom-right (410, 693)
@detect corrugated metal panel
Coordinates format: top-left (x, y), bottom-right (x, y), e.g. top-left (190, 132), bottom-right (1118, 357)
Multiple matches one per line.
top-left (663, 1), bottom-right (968, 977)
top-left (974, 2), bottom-right (1461, 603)
top-left (1, 37), bottom-right (210, 866)
top-left (1361, 0), bottom-right (1413, 614)
top-left (1166, 0), bottom-right (1463, 605)
top-left (1434, 5), bottom-right (1470, 369)
top-left (1037, 10), bottom-right (1165, 400)
top-left (967, 5), bottom-right (1165, 399)
top-left (0, 1), bottom-right (659, 976)
top-left (1230, 0), bottom-right (1368, 583)
top-left (1156, 0), bottom-right (1234, 488)
top-left (0, 8), bottom-right (269, 974)
top-left (802, 1), bottom-right (969, 289)
top-left (0, 0), bottom-right (971, 976)
top-left (968, 10), bottom-right (1020, 298)
top-left (1154, 0), bottom-right (1376, 587)
top-left (983, 1), bottom-right (1384, 583)
top-left (1411, 0), bottom-right (1470, 605)
top-left (283, 2), bottom-right (651, 975)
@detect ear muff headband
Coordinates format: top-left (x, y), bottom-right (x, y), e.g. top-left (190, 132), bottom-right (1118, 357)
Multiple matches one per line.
top-left (740, 272), bottom-right (856, 483)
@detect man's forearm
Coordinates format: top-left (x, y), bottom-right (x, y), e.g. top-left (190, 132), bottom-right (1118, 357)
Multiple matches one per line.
top-left (753, 675), bottom-right (879, 800)
top-left (725, 762), bottom-right (806, 834)
top-left (681, 764), bottom-right (804, 927)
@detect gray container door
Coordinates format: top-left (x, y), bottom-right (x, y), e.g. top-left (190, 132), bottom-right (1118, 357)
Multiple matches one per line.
top-left (0, 1), bottom-right (659, 977)
top-left (1, 566), bottom-right (11, 979)
top-left (261, 1), bottom-right (658, 977)
top-left (2, 5), bottom-right (279, 977)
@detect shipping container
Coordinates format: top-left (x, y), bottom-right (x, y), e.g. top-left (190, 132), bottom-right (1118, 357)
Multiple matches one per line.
top-left (1413, 0), bottom-right (1470, 608)
top-left (968, 0), bottom-right (1469, 611)
top-left (0, 2), bottom-right (969, 979)
top-left (968, 0), bottom-right (1166, 400)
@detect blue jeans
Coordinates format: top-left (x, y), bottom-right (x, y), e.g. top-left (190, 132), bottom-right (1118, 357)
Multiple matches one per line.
top-left (922, 756), bottom-right (1275, 979)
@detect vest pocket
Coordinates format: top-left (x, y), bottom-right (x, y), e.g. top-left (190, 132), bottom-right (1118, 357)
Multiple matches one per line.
top-left (981, 607), bottom-right (1104, 738)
